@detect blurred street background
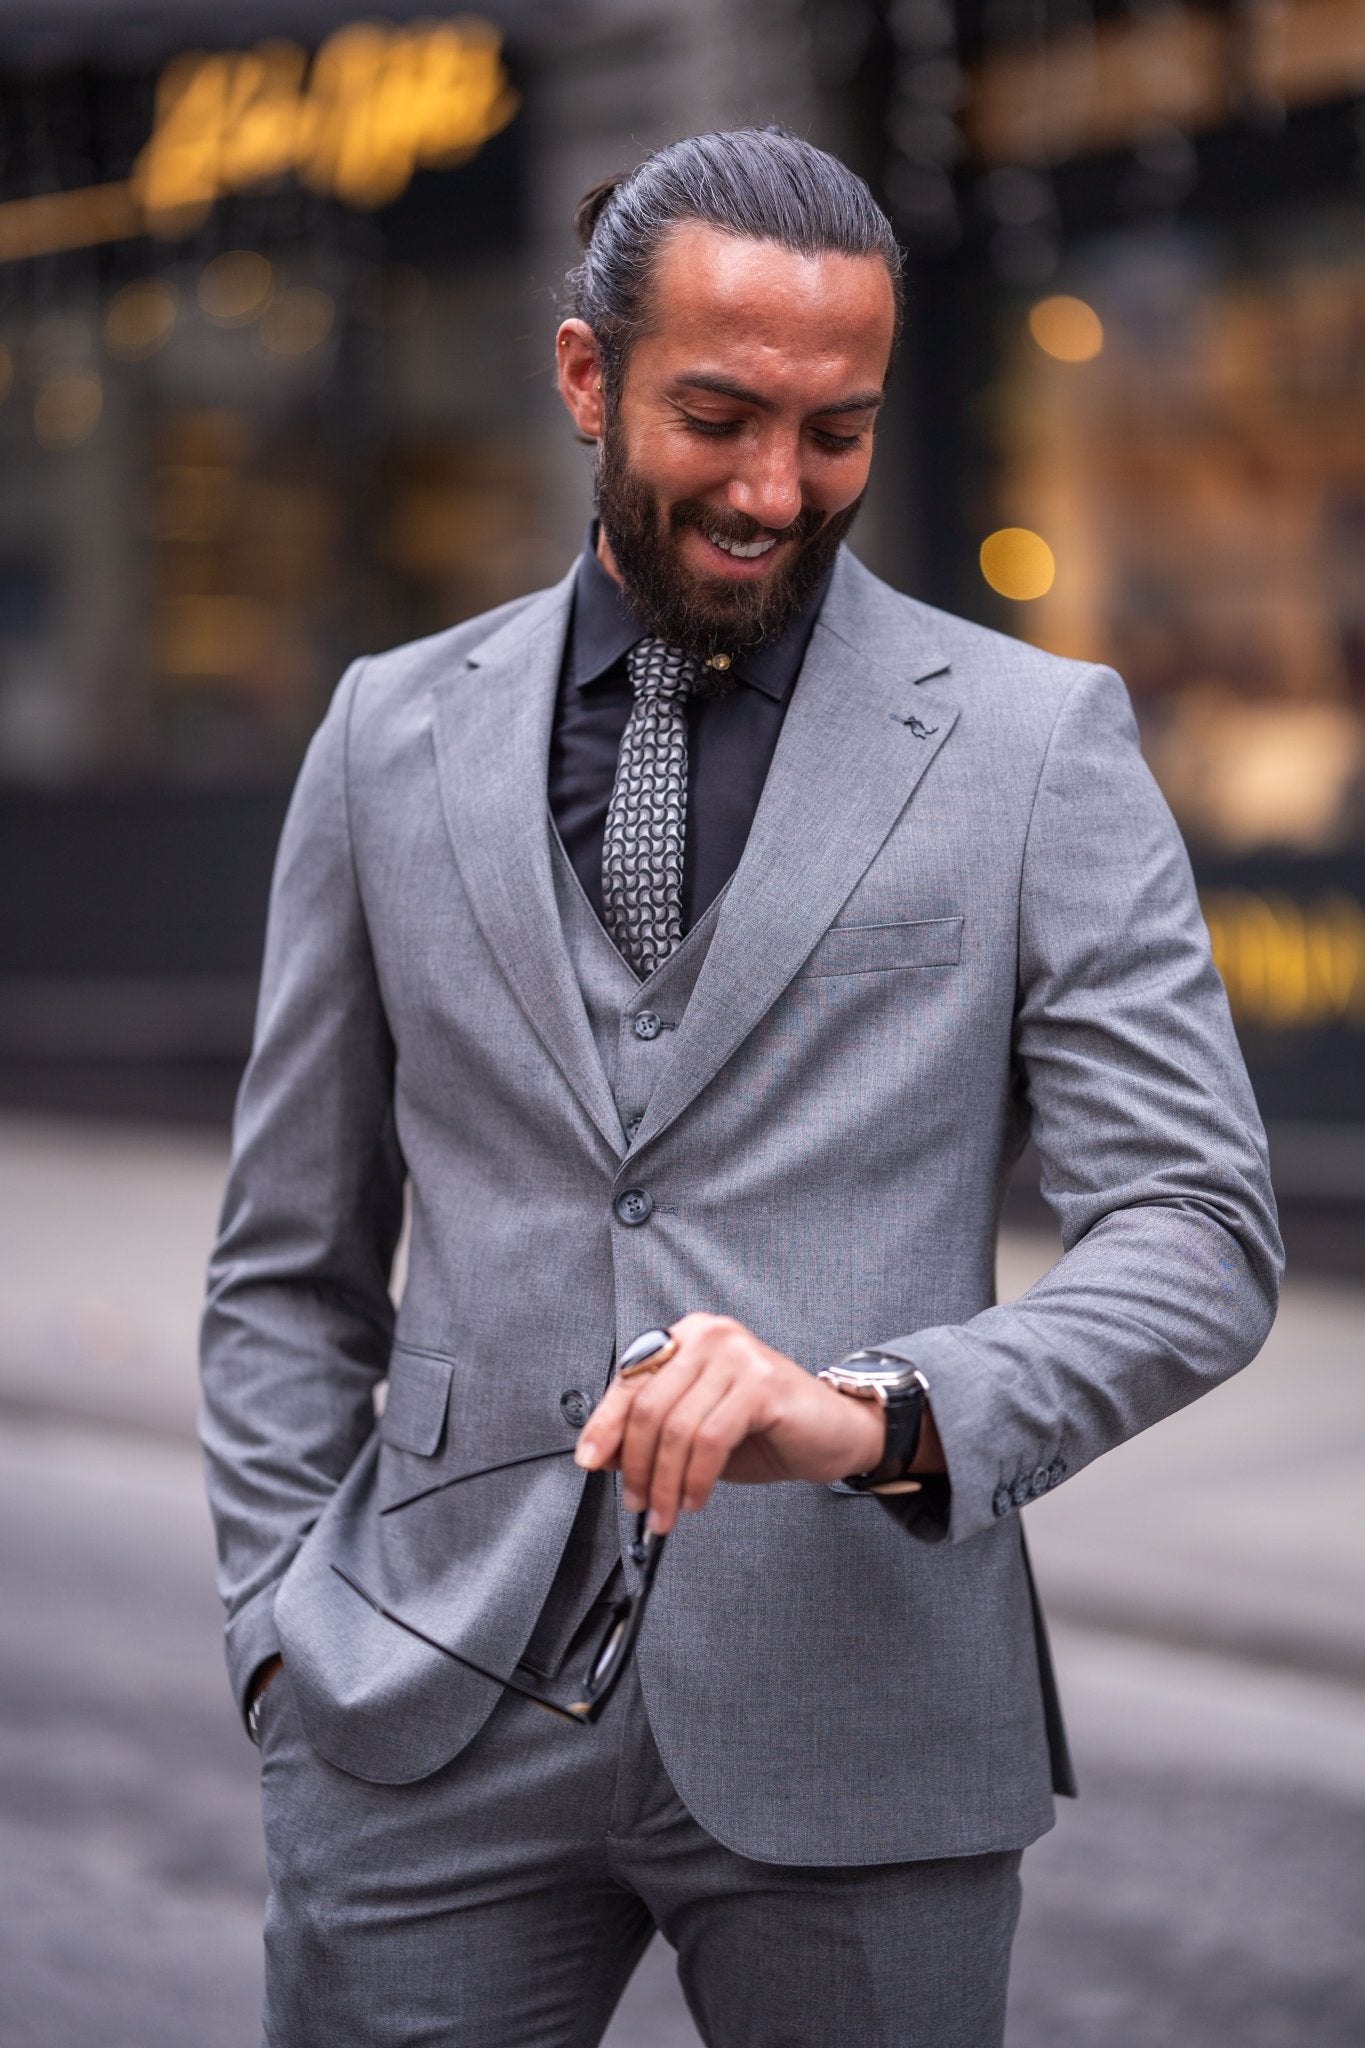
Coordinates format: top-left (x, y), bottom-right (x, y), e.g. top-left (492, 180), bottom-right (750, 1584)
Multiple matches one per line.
top-left (0, 1), bottom-right (1362, 2042)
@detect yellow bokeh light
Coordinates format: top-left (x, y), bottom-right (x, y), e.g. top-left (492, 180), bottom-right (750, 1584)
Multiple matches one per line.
top-left (1027, 294), bottom-right (1104, 362)
top-left (34, 370), bottom-right (104, 448)
top-left (104, 279), bottom-right (179, 359)
top-left (259, 285), bottom-right (335, 358)
top-left (980, 527), bottom-right (1056, 601)
top-left (199, 250), bottom-right (273, 326)
top-left (0, 342), bottom-right (12, 400)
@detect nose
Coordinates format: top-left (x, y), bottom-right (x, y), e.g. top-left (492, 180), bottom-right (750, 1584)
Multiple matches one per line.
top-left (728, 433), bottom-right (804, 533)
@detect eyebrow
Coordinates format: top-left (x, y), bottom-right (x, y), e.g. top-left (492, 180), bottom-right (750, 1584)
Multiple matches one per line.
top-left (672, 373), bottom-right (885, 418)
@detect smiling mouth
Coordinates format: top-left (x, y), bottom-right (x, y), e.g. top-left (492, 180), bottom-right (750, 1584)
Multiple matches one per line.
top-left (704, 530), bottom-right (779, 560)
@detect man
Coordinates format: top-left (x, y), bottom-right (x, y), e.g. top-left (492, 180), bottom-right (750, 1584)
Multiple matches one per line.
top-left (201, 128), bottom-right (1281, 2047)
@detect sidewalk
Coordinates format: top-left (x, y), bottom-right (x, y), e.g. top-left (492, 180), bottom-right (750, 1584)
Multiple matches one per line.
top-left (1, 1112), bottom-right (1361, 1683)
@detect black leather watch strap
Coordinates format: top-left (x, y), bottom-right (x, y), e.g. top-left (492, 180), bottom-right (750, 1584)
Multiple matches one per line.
top-left (841, 1380), bottom-right (926, 1491)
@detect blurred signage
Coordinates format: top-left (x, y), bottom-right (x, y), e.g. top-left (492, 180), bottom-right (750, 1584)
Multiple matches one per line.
top-left (970, 0), bottom-right (1365, 164)
top-left (1202, 889), bottom-right (1365, 1033)
top-left (0, 18), bottom-right (518, 264)
top-left (1195, 861), bottom-right (1365, 1131)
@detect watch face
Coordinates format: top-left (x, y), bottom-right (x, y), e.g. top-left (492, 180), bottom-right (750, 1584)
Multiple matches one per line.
top-left (843, 1359), bottom-right (916, 1392)
top-left (828, 1360), bottom-right (923, 1398)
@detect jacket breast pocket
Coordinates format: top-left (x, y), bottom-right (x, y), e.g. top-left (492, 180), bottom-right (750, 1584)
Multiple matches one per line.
top-left (801, 915), bottom-right (964, 978)
top-left (380, 1346), bottom-right (453, 1456)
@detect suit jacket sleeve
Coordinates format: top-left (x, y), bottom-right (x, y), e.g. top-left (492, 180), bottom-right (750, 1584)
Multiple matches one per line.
top-left (199, 659), bottom-right (406, 1711)
top-left (876, 663), bottom-right (1283, 1544)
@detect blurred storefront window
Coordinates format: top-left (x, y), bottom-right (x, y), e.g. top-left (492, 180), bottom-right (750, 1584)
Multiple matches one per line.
top-left (979, 206), bottom-right (1365, 1143)
top-left (0, 9), bottom-right (563, 1116)
top-left (0, 17), bottom-right (535, 797)
top-left (991, 215), bottom-right (1364, 863)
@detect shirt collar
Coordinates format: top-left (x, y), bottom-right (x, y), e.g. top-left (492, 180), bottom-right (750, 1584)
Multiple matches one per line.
top-left (565, 526), bottom-right (829, 703)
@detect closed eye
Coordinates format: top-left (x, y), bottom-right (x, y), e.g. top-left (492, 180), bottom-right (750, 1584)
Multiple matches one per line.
top-left (680, 413), bottom-right (863, 453)
top-left (679, 412), bottom-right (740, 437)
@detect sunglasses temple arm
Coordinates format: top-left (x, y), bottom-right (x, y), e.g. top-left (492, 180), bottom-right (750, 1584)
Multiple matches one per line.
top-left (329, 1564), bottom-right (590, 1725)
top-left (380, 1444), bottom-right (579, 1516)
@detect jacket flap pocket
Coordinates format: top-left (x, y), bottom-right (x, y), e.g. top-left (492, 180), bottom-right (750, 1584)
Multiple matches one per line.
top-left (381, 1347), bottom-right (454, 1456)
top-left (803, 915), bottom-right (964, 978)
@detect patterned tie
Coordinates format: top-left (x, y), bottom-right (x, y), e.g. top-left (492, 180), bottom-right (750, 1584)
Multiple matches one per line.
top-left (602, 638), bottom-right (700, 977)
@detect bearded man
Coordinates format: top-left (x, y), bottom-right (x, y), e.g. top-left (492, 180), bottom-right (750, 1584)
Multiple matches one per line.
top-left (201, 128), bottom-right (1280, 2048)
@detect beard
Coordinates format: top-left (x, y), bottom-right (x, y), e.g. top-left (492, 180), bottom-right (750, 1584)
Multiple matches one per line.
top-left (594, 411), bottom-right (862, 687)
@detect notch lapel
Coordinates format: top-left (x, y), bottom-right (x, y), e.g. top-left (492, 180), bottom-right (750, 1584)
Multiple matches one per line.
top-left (430, 568), bottom-right (625, 1159)
top-left (628, 557), bottom-right (958, 1156)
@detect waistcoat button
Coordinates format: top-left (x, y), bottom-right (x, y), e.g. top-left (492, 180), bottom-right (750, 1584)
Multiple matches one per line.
top-left (614, 1187), bottom-right (655, 1227)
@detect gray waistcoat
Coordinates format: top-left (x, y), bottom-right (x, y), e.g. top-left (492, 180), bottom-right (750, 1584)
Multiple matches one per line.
top-left (518, 824), bottom-right (728, 1679)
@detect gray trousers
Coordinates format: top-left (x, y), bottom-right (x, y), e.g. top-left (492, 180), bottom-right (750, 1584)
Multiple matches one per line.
top-left (258, 1655), bottom-right (1023, 2048)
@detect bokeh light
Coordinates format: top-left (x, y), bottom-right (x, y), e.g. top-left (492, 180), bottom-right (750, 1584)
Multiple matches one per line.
top-left (33, 369), bottom-right (103, 448)
top-left (259, 286), bottom-right (335, 358)
top-left (198, 251), bottom-right (273, 326)
top-left (979, 526), bottom-right (1056, 599)
top-left (1027, 293), bottom-right (1104, 362)
top-left (104, 280), bottom-right (179, 360)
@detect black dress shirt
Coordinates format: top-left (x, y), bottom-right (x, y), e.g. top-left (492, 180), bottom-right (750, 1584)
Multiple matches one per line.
top-left (547, 532), bottom-right (829, 934)
top-left (546, 536), bottom-right (952, 1525)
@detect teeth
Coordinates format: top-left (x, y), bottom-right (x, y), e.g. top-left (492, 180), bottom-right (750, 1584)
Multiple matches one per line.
top-left (708, 532), bottom-right (777, 559)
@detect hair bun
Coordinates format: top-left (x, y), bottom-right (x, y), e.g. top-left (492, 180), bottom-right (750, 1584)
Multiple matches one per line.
top-left (573, 174), bottom-right (625, 249)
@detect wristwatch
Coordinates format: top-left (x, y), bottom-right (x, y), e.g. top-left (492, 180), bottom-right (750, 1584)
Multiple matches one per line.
top-left (817, 1351), bottom-right (930, 1493)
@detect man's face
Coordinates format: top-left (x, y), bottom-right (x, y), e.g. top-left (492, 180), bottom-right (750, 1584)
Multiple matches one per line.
top-left (559, 222), bottom-right (896, 659)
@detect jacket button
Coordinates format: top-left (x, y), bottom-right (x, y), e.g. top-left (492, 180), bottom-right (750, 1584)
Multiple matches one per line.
top-left (633, 1011), bottom-right (663, 1041)
top-left (1048, 1459), bottom-right (1067, 1487)
top-left (992, 1485), bottom-right (1011, 1518)
top-left (560, 1389), bottom-right (591, 1428)
top-left (614, 1187), bottom-right (654, 1226)
top-left (1010, 1476), bottom-right (1031, 1508)
top-left (1031, 1465), bottom-right (1050, 1497)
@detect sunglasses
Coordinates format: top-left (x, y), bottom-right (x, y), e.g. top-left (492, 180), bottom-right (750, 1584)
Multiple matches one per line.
top-left (331, 1442), bottom-right (666, 1726)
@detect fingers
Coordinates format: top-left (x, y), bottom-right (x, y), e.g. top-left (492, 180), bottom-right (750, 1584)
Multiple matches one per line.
top-left (672, 1380), bottom-right (761, 1524)
top-left (614, 1347), bottom-right (705, 1509)
top-left (620, 1360), bottom-right (753, 1534)
top-left (572, 1324), bottom-right (693, 1476)
top-left (572, 1367), bottom-right (644, 1474)
top-left (574, 1314), bottom-right (772, 1532)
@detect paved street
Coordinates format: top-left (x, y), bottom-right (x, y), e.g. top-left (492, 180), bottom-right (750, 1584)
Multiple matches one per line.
top-left (1, 1115), bottom-right (1363, 2045)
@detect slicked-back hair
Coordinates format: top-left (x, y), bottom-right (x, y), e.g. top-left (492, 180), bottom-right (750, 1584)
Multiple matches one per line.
top-left (564, 126), bottom-right (904, 401)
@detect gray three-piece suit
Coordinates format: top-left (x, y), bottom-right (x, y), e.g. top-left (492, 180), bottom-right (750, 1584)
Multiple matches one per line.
top-left (200, 548), bottom-right (1281, 2044)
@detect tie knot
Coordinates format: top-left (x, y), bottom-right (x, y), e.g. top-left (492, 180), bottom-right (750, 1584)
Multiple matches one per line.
top-left (626, 638), bottom-right (698, 705)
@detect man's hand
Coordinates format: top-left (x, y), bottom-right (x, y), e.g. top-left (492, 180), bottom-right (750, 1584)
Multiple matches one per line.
top-left (574, 1313), bottom-right (942, 1536)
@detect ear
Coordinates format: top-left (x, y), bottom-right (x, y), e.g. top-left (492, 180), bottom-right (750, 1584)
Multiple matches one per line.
top-left (556, 320), bottom-right (606, 440)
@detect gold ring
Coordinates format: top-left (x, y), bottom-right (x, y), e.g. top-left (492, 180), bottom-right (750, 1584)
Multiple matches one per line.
top-left (618, 1334), bottom-right (680, 1381)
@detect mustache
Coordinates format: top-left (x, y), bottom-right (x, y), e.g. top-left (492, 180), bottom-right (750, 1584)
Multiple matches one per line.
top-left (669, 499), bottom-right (827, 551)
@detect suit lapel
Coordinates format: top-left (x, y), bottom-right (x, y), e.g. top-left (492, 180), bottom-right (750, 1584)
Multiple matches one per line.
top-left (629, 554), bottom-right (958, 1155)
top-left (430, 567), bottom-right (625, 1159)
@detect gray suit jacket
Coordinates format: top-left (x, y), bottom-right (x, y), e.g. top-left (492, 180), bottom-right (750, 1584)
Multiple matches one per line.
top-left (200, 548), bottom-right (1281, 1864)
